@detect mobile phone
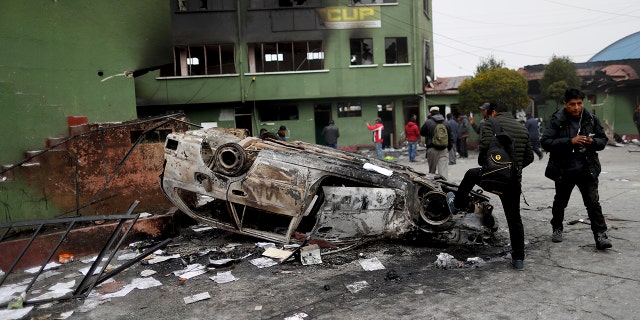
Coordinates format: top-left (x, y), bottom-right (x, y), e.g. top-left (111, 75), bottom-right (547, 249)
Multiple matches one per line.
top-left (588, 133), bottom-right (595, 138)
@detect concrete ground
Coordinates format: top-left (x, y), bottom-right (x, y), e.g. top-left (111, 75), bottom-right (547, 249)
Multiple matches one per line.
top-left (9, 143), bottom-right (640, 320)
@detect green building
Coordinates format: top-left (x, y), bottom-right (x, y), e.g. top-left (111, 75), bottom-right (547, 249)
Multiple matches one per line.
top-left (136, 0), bottom-right (434, 150)
top-left (0, 1), bottom-right (434, 222)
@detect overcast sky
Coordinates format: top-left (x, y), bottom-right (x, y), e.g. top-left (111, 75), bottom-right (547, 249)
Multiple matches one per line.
top-left (432, 0), bottom-right (640, 78)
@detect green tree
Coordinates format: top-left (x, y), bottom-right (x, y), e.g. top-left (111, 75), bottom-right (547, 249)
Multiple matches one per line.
top-left (458, 68), bottom-right (529, 115)
top-left (539, 55), bottom-right (581, 106)
top-left (475, 55), bottom-right (505, 75)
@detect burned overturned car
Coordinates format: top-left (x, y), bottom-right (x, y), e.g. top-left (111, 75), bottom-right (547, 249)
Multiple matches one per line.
top-left (160, 128), bottom-right (497, 247)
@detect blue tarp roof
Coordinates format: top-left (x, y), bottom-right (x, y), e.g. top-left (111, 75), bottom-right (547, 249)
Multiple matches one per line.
top-left (588, 31), bottom-right (640, 62)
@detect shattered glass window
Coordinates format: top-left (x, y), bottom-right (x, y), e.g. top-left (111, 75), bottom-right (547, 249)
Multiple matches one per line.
top-left (385, 37), bottom-right (408, 64)
top-left (350, 39), bottom-right (374, 65)
top-left (337, 102), bottom-right (362, 118)
top-left (172, 44), bottom-right (236, 76)
top-left (250, 41), bottom-right (324, 73)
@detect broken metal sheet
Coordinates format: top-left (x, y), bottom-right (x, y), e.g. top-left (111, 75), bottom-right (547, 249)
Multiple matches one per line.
top-left (160, 127), bottom-right (498, 249)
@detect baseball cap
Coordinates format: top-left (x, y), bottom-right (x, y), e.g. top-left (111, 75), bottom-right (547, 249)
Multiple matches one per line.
top-left (375, 117), bottom-right (382, 122)
top-left (279, 125), bottom-right (287, 130)
top-left (478, 103), bottom-right (491, 110)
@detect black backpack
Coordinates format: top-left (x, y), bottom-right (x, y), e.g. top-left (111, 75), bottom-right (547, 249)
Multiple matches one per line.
top-left (479, 118), bottom-right (518, 195)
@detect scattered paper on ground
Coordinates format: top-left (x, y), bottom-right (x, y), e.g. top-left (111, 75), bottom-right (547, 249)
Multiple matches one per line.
top-left (262, 247), bottom-right (294, 261)
top-left (300, 244), bottom-right (322, 265)
top-left (146, 253), bottom-right (181, 264)
top-left (210, 271), bottom-right (238, 284)
top-left (140, 269), bottom-right (157, 277)
top-left (0, 305), bottom-right (34, 320)
top-left (173, 264), bottom-right (207, 280)
top-left (345, 280), bottom-right (370, 294)
top-left (250, 257), bottom-right (278, 268)
top-left (183, 292), bottom-right (211, 304)
top-left (359, 257), bottom-right (385, 271)
top-left (101, 277), bottom-right (162, 299)
top-left (25, 262), bottom-right (61, 274)
top-left (284, 312), bottom-right (308, 320)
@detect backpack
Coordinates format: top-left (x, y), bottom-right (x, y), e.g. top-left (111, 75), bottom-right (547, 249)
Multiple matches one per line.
top-left (479, 118), bottom-right (518, 195)
top-left (432, 122), bottom-right (448, 149)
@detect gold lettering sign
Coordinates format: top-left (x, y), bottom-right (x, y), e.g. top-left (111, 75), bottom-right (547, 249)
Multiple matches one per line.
top-left (316, 7), bottom-right (381, 29)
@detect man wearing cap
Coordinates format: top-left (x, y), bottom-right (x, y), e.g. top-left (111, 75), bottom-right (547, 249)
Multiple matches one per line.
top-left (321, 120), bottom-right (340, 149)
top-left (366, 117), bottom-right (385, 160)
top-left (420, 106), bottom-right (454, 179)
top-left (470, 102), bottom-right (491, 135)
top-left (277, 125), bottom-right (287, 141)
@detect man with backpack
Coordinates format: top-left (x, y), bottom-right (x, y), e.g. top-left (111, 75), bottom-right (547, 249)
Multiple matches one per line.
top-left (420, 106), bottom-right (453, 179)
top-left (446, 101), bottom-right (534, 270)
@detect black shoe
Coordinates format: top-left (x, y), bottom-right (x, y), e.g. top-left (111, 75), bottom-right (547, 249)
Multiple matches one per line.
top-left (552, 229), bottom-right (563, 243)
top-left (511, 259), bottom-right (524, 270)
top-left (595, 232), bottom-right (612, 250)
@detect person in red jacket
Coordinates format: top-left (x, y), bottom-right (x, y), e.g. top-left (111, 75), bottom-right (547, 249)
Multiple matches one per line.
top-left (404, 114), bottom-right (420, 162)
top-left (366, 117), bottom-right (384, 160)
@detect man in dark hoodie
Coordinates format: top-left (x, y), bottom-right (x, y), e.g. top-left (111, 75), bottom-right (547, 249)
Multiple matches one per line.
top-left (420, 106), bottom-right (453, 179)
top-left (541, 88), bottom-right (612, 250)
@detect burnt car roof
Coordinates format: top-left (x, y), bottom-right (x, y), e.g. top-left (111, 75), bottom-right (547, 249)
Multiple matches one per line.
top-left (160, 128), bottom-right (496, 248)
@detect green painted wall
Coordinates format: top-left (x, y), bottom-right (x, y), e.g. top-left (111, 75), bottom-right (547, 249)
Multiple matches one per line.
top-left (0, 1), bottom-right (172, 165)
top-left (135, 0), bottom-right (433, 149)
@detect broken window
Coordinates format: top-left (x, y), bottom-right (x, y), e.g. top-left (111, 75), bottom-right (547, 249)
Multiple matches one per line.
top-left (385, 37), bottom-right (408, 64)
top-left (350, 0), bottom-right (398, 4)
top-left (337, 102), bottom-right (362, 118)
top-left (249, 41), bottom-right (324, 73)
top-left (249, 0), bottom-right (321, 9)
top-left (176, 0), bottom-right (236, 11)
top-left (350, 39), bottom-right (374, 65)
top-left (258, 104), bottom-right (299, 121)
top-left (173, 44), bottom-right (236, 76)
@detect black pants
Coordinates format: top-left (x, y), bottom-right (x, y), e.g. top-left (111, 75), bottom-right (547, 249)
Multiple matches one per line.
top-left (551, 176), bottom-right (608, 235)
top-left (531, 138), bottom-right (542, 158)
top-left (455, 168), bottom-right (525, 260)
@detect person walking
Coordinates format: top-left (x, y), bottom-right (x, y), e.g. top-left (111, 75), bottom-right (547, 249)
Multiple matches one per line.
top-left (525, 112), bottom-right (543, 160)
top-left (447, 113), bottom-right (458, 165)
top-left (540, 88), bottom-right (612, 250)
top-left (420, 106), bottom-right (453, 179)
top-left (404, 114), bottom-right (420, 162)
top-left (321, 120), bottom-right (340, 149)
top-left (446, 101), bottom-right (534, 270)
top-left (366, 117), bottom-right (384, 160)
top-left (634, 104), bottom-right (640, 138)
top-left (457, 113), bottom-right (470, 158)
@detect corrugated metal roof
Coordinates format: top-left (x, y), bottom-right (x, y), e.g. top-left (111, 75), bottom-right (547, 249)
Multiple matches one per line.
top-left (588, 31), bottom-right (640, 62)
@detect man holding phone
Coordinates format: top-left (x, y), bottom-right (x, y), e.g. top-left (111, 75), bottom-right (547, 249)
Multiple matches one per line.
top-left (541, 88), bottom-right (612, 250)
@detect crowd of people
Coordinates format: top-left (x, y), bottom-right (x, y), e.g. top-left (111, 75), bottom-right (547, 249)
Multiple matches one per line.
top-left (257, 89), bottom-right (613, 272)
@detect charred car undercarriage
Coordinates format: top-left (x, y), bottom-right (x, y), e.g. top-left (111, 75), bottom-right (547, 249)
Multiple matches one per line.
top-left (160, 128), bottom-right (497, 248)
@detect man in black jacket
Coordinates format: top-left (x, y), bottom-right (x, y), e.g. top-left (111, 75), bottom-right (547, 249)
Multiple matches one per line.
top-left (447, 101), bottom-right (533, 270)
top-left (541, 88), bottom-right (612, 250)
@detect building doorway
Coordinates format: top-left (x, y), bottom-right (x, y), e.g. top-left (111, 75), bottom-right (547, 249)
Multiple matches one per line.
top-left (314, 103), bottom-right (331, 145)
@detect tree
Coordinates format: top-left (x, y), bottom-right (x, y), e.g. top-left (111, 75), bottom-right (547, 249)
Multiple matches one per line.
top-left (458, 68), bottom-right (529, 115)
top-left (475, 55), bottom-right (505, 75)
top-left (539, 55), bottom-right (581, 106)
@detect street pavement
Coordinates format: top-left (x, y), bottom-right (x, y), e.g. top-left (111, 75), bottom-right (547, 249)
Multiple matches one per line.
top-left (8, 143), bottom-right (640, 320)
